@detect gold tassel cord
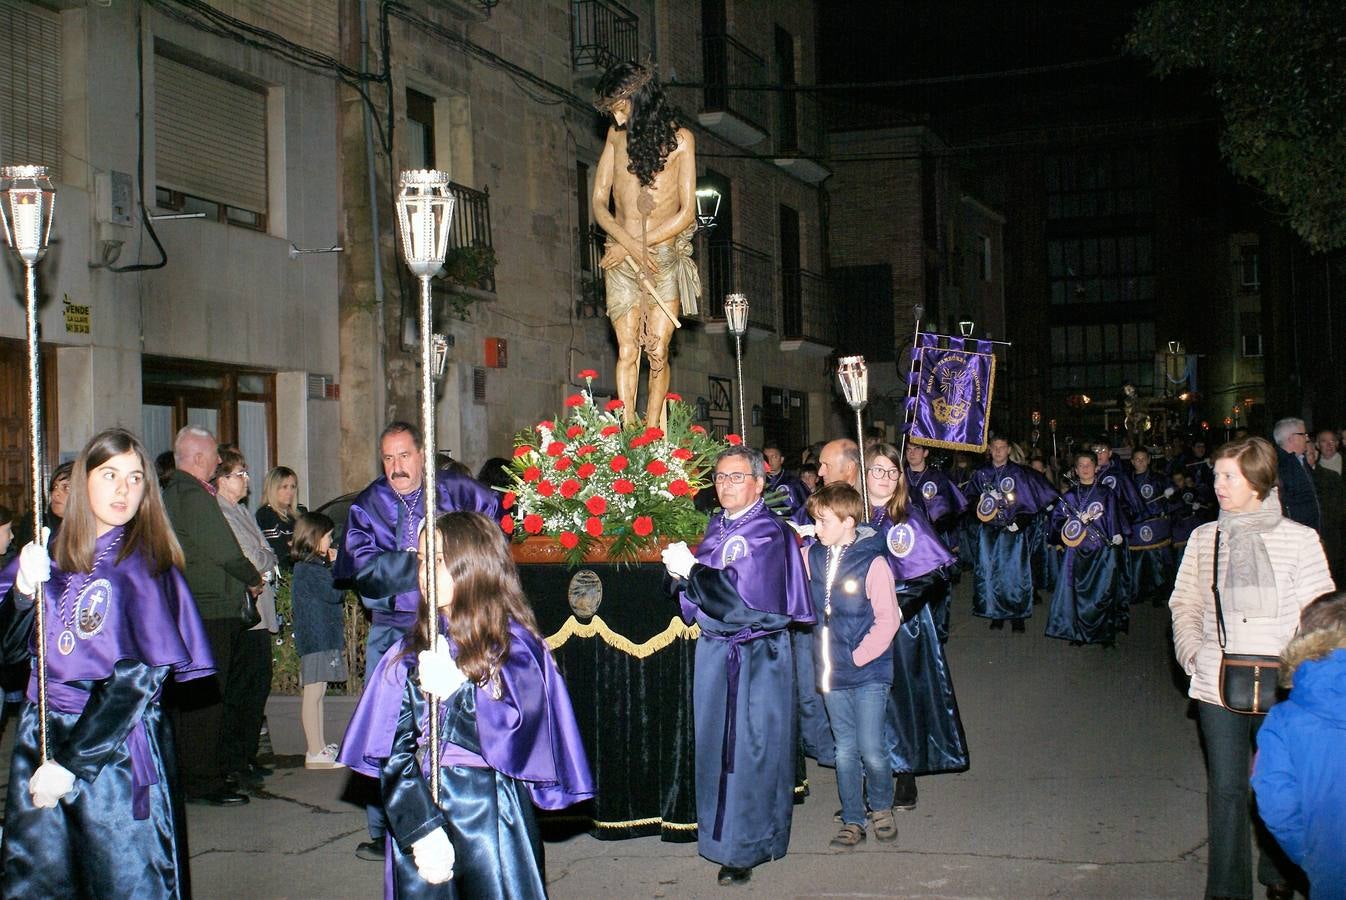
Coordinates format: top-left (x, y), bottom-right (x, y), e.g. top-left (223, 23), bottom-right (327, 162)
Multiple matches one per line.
top-left (545, 615), bottom-right (700, 658)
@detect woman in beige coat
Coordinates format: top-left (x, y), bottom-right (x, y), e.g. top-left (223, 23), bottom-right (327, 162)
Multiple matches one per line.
top-left (1169, 436), bottom-right (1334, 900)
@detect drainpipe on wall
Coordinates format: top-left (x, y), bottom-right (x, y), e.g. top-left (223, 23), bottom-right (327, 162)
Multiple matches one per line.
top-left (359, 0), bottom-right (387, 426)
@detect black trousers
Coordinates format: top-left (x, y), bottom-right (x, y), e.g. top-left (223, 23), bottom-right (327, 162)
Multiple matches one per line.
top-left (220, 628), bottom-right (272, 775)
top-left (169, 616), bottom-right (239, 797)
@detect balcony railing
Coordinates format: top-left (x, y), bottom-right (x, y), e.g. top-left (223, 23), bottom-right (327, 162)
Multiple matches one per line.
top-left (782, 268), bottom-right (838, 347)
top-left (701, 33), bottom-right (768, 136)
top-left (777, 91), bottom-right (825, 157)
top-left (572, 0), bottom-right (639, 73)
top-left (576, 224), bottom-right (607, 318)
top-left (701, 240), bottom-right (776, 332)
top-left (443, 181), bottom-right (495, 294)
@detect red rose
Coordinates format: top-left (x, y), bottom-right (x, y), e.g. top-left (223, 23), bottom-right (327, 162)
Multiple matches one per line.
top-left (537, 480), bottom-right (555, 497)
top-left (690, 425), bottom-right (707, 434)
top-left (672, 447), bottom-right (693, 460)
top-left (536, 420), bottom-right (554, 432)
top-left (564, 394), bottom-right (585, 408)
top-left (554, 456), bottom-right (572, 471)
top-left (585, 495), bottom-right (607, 515)
top-left (559, 531), bottom-right (579, 549)
top-left (585, 516), bottom-right (604, 537)
top-left (726, 433), bottom-right (743, 445)
top-left (600, 425), bottom-right (620, 437)
top-left (500, 515), bottom-right (515, 534)
top-left (566, 425), bottom-right (583, 439)
top-left (502, 491), bottom-right (516, 510)
top-left (610, 455), bottom-right (629, 473)
top-left (665, 392), bottom-right (682, 402)
top-left (632, 516), bottom-right (654, 537)
top-left (577, 368), bottom-right (598, 380)
top-left (613, 479), bottom-right (635, 495)
top-left (547, 441), bottom-right (566, 457)
top-left (646, 460), bottom-right (669, 476)
top-left (576, 462), bottom-right (597, 478)
top-left (560, 479), bottom-right (581, 499)
top-left (523, 466), bottom-right (541, 483)
top-left (644, 427), bottom-right (664, 439)
top-left (669, 479), bottom-right (690, 496)
top-left (577, 444), bottom-right (597, 456)
top-left (522, 514), bottom-right (543, 535)
top-left (512, 445), bottom-right (532, 458)
top-left (605, 399), bottom-right (624, 412)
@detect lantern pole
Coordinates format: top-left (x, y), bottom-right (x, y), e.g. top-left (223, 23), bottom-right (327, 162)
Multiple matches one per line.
top-left (724, 293), bottom-right (749, 439)
top-left (837, 355), bottom-right (871, 519)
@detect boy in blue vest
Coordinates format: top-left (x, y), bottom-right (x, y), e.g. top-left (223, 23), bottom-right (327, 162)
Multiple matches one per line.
top-left (804, 483), bottom-right (902, 849)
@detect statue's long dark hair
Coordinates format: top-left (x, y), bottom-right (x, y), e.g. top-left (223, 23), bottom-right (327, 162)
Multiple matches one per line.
top-left (596, 61), bottom-right (681, 188)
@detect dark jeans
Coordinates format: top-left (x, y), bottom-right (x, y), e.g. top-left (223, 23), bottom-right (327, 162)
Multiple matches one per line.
top-left (1197, 701), bottom-right (1294, 898)
top-left (220, 628), bottom-right (273, 775)
top-left (170, 617), bottom-right (238, 797)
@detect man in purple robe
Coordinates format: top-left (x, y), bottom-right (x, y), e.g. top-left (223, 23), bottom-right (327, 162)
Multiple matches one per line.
top-left (335, 420), bottom-right (500, 861)
top-left (662, 446), bottom-right (813, 886)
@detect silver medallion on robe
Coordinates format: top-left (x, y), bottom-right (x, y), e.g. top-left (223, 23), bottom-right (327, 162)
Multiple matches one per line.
top-left (76, 578), bottom-right (113, 640)
top-left (721, 535), bottom-right (750, 567)
top-left (886, 523), bottom-right (916, 558)
top-left (920, 480), bottom-right (938, 501)
top-left (1102, 474), bottom-right (1117, 490)
top-left (1140, 483), bottom-right (1155, 500)
top-left (1139, 524), bottom-right (1154, 543)
top-left (998, 475), bottom-right (1016, 494)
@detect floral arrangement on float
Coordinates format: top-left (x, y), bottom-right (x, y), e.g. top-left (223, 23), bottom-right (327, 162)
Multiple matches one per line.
top-left (500, 369), bottom-right (733, 564)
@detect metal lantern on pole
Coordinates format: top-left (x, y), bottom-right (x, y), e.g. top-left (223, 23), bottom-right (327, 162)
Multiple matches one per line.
top-left (724, 293), bottom-right (749, 438)
top-left (836, 355), bottom-right (871, 518)
top-left (695, 187), bottom-right (722, 233)
top-left (395, 168), bottom-right (455, 800)
top-left (1, 164), bottom-right (56, 763)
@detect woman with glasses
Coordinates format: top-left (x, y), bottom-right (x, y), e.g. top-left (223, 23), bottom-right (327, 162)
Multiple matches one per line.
top-left (212, 449), bottom-right (279, 791)
top-left (865, 443), bottom-right (969, 811)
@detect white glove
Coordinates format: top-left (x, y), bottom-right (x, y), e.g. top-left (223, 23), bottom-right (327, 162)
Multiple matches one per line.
top-left (410, 828), bottom-right (455, 884)
top-left (661, 541), bottom-right (695, 579)
top-left (417, 643), bottom-right (468, 700)
top-left (14, 531), bottom-right (51, 598)
top-left (1111, 535), bottom-right (1124, 546)
top-left (787, 521), bottom-right (816, 539)
top-left (29, 759), bottom-right (77, 808)
top-left (1163, 487), bottom-right (1176, 498)
top-left (1005, 522), bottom-right (1019, 533)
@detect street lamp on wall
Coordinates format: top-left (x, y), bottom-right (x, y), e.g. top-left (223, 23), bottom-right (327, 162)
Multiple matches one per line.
top-left (695, 187), bottom-right (722, 233)
top-left (958, 318), bottom-right (975, 338)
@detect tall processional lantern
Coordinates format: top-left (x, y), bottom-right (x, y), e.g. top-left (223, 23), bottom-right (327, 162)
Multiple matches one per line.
top-left (724, 293), bottom-right (749, 439)
top-left (836, 355), bottom-right (871, 519)
top-left (394, 169), bottom-right (455, 798)
top-left (1, 165), bottom-right (57, 762)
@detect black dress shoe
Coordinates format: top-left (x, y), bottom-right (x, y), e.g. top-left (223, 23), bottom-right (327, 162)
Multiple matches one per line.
top-left (893, 772), bottom-right (918, 810)
top-left (248, 762), bottom-right (274, 777)
top-left (716, 866), bottom-right (751, 886)
top-left (989, 619), bottom-right (1005, 631)
top-left (1265, 884), bottom-right (1295, 900)
top-left (227, 769), bottom-right (264, 791)
top-left (1010, 619), bottom-right (1025, 633)
top-left (355, 840), bottom-right (386, 861)
top-left (187, 788), bottom-right (249, 806)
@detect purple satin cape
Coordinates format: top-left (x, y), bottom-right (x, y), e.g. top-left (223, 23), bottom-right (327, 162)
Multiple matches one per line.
top-left (0, 525), bottom-right (215, 684)
top-left (869, 503), bottom-right (955, 580)
top-left (339, 621), bottom-right (594, 810)
top-left (965, 461), bottom-right (1058, 518)
top-left (691, 501), bottom-right (814, 624)
top-left (905, 465), bottom-right (969, 522)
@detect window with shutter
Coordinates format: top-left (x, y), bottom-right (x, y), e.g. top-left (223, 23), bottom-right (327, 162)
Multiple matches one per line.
top-left (0, 0), bottom-right (63, 178)
top-left (154, 49), bottom-right (268, 220)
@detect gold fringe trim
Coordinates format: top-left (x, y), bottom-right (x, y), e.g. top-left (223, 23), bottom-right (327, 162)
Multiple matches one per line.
top-left (545, 615), bottom-right (700, 658)
top-left (1128, 538), bottom-right (1173, 551)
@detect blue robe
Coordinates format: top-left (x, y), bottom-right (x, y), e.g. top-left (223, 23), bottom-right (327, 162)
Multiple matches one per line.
top-left (1128, 471), bottom-right (1175, 605)
top-left (340, 623), bottom-right (594, 899)
top-left (674, 500), bottom-right (812, 869)
top-left (869, 505), bottom-right (969, 776)
top-left (0, 528), bottom-right (215, 899)
top-left (905, 464), bottom-right (968, 642)
top-left (963, 462), bottom-right (1059, 620)
top-left (1044, 484), bottom-right (1127, 645)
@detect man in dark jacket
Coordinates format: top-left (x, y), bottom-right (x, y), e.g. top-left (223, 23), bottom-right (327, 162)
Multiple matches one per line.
top-left (1308, 443), bottom-right (1345, 582)
top-left (162, 425), bottom-right (263, 806)
top-left (1274, 417), bottom-right (1321, 531)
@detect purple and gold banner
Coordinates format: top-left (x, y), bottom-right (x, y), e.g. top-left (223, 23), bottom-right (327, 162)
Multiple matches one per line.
top-left (906, 333), bottom-right (996, 452)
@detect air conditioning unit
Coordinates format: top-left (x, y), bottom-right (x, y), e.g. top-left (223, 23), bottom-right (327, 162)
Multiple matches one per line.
top-left (307, 373), bottom-right (339, 400)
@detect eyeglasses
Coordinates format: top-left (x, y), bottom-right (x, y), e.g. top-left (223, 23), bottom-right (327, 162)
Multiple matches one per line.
top-left (1294, 432), bottom-right (1309, 437)
top-left (713, 472), bottom-right (754, 485)
top-left (222, 469), bottom-right (250, 479)
top-left (866, 466), bottom-right (902, 480)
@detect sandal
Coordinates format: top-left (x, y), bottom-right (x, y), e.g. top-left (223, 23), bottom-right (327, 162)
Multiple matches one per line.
top-left (829, 823), bottom-right (866, 850)
top-left (870, 808), bottom-right (898, 843)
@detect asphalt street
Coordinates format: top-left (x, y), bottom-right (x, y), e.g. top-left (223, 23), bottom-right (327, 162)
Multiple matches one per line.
top-left (1, 580), bottom-right (1212, 898)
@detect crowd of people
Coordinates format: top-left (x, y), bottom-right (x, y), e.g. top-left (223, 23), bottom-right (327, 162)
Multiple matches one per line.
top-left (0, 414), bottom-right (1343, 897)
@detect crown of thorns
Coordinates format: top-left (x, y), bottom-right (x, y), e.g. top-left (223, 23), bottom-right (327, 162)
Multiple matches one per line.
top-left (593, 60), bottom-right (656, 112)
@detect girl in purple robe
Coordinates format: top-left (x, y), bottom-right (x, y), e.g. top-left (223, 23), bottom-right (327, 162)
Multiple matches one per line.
top-left (0, 428), bottom-right (215, 899)
top-left (339, 511), bottom-right (593, 898)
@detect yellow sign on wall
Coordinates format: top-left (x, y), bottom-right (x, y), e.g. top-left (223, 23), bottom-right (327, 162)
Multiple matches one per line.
top-left (63, 295), bottom-right (90, 334)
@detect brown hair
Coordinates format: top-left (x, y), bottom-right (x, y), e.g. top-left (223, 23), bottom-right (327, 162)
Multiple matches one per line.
top-left (54, 428), bottom-right (184, 574)
top-left (806, 482), bottom-right (865, 526)
top-left (212, 446), bottom-right (246, 482)
top-left (261, 466), bottom-right (300, 521)
top-left (291, 511), bottom-right (335, 563)
top-left (408, 511), bottom-right (541, 686)
top-left (868, 442), bottom-right (911, 524)
top-left (1211, 436), bottom-right (1278, 499)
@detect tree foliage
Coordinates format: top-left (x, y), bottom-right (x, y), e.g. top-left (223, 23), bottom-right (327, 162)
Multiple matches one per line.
top-left (1129, 0), bottom-right (1346, 251)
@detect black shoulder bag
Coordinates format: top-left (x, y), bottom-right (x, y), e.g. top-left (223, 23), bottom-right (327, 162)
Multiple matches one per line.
top-left (1212, 529), bottom-right (1281, 715)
